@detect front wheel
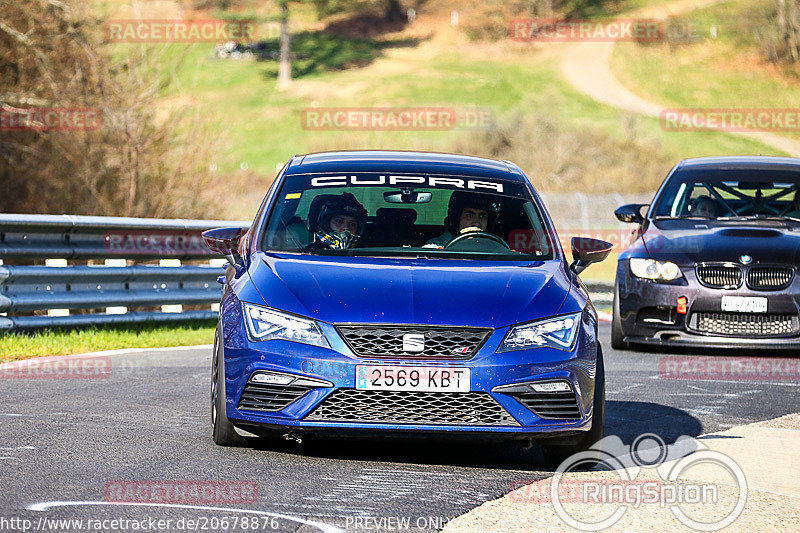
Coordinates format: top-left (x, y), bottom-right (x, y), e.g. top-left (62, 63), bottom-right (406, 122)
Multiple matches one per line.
top-left (541, 346), bottom-right (605, 468)
top-left (212, 325), bottom-right (245, 446)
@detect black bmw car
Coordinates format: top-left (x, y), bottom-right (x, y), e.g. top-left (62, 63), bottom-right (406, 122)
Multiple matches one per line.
top-left (612, 156), bottom-right (800, 350)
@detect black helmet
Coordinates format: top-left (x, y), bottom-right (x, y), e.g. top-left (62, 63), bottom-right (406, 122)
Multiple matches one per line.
top-left (314, 193), bottom-right (367, 236)
top-left (446, 191), bottom-right (501, 234)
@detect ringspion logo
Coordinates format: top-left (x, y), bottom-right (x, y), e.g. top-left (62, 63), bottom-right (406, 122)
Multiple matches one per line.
top-left (104, 19), bottom-right (257, 43)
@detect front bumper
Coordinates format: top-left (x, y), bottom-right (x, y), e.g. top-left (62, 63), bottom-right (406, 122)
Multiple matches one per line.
top-left (617, 261), bottom-right (800, 349)
top-left (220, 308), bottom-right (600, 439)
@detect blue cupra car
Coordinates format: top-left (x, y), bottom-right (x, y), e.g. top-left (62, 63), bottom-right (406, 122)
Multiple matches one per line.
top-left (203, 151), bottom-right (612, 465)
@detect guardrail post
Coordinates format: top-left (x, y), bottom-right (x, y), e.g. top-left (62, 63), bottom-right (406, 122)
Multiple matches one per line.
top-left (104, 258), bottom-right (128, 314)
top-left (160, 258), bottom-right (183, 314)
top-left (44, 258), bottom-right (70, 317)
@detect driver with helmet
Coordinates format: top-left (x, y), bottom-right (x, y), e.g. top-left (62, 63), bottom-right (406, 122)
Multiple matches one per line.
top-left (426, 191), bottom-right (501, 248)
top-left (307, 193), bottom-right (368, 250)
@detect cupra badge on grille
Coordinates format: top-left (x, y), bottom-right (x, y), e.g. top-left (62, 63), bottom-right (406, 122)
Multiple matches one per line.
top-left (402, 333), bottom-right (425, 353)
top-left (739, 255), bottom-right (753, 265)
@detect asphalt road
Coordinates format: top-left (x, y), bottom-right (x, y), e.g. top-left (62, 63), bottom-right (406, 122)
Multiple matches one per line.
top-left (1, 324), bottom-right (798, 532)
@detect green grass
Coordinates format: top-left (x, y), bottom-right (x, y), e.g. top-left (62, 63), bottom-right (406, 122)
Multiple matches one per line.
top-left (161, 37), bottom-right (781, 220)
top-left (0, 320), bottom-right (216, 362)
top-left (611, 0), bottom-right (800, 130)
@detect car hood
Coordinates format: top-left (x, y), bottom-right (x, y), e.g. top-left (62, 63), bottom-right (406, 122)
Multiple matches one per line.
top-left (244, 253), bottom-right (571, 327)
top-left (644, 220), bottom-right (800, 264)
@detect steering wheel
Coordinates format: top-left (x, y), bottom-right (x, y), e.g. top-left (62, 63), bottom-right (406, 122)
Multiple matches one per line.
top-left (445, 231), bottom-right (511, 250)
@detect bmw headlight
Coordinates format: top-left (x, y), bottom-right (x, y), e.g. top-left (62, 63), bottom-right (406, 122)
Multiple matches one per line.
top-left (498, 312), bottom-right (582, 352)
top-left (242, 303), bottom-right (329, 348)
top-left (629, 258), bottom-right (683, 281)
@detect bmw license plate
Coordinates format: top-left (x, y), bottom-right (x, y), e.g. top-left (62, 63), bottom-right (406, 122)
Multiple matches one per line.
top-left (356, 365), bottom-right (470, 392)
top-left (721, 296), bottom-right (768, 313)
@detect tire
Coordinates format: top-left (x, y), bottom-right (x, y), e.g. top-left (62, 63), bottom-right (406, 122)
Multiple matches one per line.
top-left (610, 283), bottom-right (628, 351)
top-left (212, 324), bottom-right (245, 446)
top-left (541, 346), bottom-right (605, 469)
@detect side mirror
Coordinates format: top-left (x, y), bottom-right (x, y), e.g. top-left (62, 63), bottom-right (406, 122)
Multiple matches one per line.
top-left (570, 237), bottom-right (612, 275)
top-left (615, 204), bottom-right (648, 224)
top-left (202, 227), bottom-right (246, 270)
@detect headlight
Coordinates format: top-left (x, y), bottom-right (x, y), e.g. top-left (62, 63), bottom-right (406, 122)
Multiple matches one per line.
top-left (629, 258), bottom-right (683, 281)
top-left (242, 303), bottom-right (329, 348)
top-left (497, 312), bottom-right (582, 352)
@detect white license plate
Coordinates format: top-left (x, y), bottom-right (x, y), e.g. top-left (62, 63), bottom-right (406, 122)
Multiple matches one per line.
top-left (356, 365), bottom-right (470, 392)
top-left (721, 296), bottom-right (768, 313)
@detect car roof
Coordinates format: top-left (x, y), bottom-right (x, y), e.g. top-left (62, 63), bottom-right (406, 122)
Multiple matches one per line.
top-left (285, 150), bottom-right (527, 181)
top-left (676, 155), bottom-right (800, 172)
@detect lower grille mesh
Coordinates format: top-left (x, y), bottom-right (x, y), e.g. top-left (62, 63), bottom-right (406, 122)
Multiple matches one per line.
top-left (237, 382), bottom-right (316, 412)
top-left (507, 391), bottom-right (582, 419)
top-left (305, 389), bottom-right (519, 426)
top-left (694, 312), bottom-right (798, 337)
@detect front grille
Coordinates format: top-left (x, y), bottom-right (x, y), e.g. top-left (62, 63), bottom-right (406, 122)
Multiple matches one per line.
top-left (747, 266), bottom-right (794, 290)
top-left (237, 382), bottom-right (316, 412)
top-left (507, 390), bottom-right (582, 419)
top-left (696, 264), bottom-right (742, 289)
top-left (305, 389), bottom-right (519, 426)
top-left (336, 325), bottom-right (491, 359)
top-left (693, 312), bottom-right (799, 337)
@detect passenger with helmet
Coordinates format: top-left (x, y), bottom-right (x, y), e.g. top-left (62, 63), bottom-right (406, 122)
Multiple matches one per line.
top-left (306, 193), bottom-right (368, 250)
top-left (425, 191), bottom-right (501, 248)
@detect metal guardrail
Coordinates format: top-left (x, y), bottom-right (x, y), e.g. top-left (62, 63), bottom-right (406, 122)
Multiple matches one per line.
top-left (0, 214), bottom-right (249, 331)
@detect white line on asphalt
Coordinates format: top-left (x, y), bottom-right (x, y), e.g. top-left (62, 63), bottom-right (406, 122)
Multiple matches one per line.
top-left (27, 502), bottom-right (343, 533)
top-left (607, 383), bottom-right (643, 394)
top-left (0, 413), bottom-right (23, 417)
top-left (0, 446), bottom-right (35, 450)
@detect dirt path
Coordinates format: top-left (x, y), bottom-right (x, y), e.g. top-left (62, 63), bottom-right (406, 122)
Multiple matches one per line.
top-left (560, 0), bottom-right (800, 156)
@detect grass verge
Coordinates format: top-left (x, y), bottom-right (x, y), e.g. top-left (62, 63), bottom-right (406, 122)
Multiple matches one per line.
top-left (0, 320), bottom-right (216, 363)
top-left (611, 0), bottom-right (800, 133)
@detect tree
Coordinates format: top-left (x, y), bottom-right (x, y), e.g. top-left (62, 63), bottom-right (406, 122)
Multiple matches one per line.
top-left (0, 0), bottom-right (221, 217)
top-left (277, 0), bottom-right (292, 89)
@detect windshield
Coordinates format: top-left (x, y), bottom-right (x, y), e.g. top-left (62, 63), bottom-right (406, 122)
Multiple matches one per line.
top-left (259, 173), bottom-right (554, 260)
top-left (652, 169), bottom-right (800, 221)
